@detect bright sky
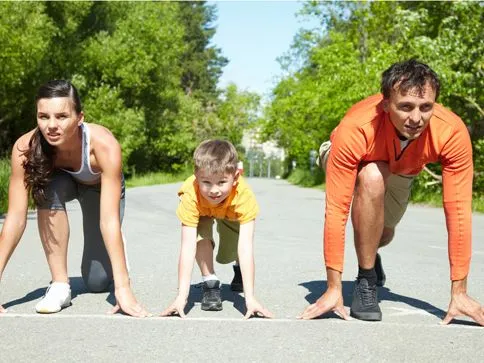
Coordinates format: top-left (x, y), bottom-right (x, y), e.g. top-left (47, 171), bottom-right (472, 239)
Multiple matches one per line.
top-left (210, 0), bottom-right (318, 97)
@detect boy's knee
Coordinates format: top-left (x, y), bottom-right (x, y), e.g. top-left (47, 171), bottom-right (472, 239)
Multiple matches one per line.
top-left (197, 238), bottom-right (215, 248)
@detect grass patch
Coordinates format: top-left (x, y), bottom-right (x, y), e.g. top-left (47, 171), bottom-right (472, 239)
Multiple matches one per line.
top-left (287, 168), bottom-right (325, 188)
top-left (125, 168), bottom-right (192, 188)
top-left (0, 158), bottom-right (192, 214)
top-left (0, 158), bottom-right (10, 214)
top-left (285, 169), bottom-right (484, 214)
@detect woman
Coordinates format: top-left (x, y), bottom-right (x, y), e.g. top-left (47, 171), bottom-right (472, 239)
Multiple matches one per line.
top-left (0, 80), bottom-right (148, 317)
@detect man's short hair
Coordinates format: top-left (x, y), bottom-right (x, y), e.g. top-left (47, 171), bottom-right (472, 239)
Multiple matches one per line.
top-left (194, 139), bottom-right (238, 175)
top-left (381, 59), bottom-right (440, 100)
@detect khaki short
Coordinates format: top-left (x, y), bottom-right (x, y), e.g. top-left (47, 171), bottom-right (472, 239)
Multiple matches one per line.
top-left (197, 217), bottom-right (240, 264)
top-left (318, 141), bottom-right (414, 228)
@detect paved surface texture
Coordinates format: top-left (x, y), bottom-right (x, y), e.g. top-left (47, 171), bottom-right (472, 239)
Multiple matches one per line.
top-left (1, 178), bottom-right (483, 362)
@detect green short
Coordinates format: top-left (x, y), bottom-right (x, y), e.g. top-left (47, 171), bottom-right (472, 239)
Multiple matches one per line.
top-left (319, 140), bottom-right (414, 228)
top-left (197, 217), bottom-right (240, 264)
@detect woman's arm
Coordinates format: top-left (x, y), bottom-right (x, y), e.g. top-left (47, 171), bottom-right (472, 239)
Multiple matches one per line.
top-left (0, 137), bottom-right (30, 280)
top-left (93, 126), bottom-right (148, 317)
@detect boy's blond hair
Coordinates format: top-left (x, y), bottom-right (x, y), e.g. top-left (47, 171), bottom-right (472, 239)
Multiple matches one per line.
top-left (194, 140), bottom-right (238, 175)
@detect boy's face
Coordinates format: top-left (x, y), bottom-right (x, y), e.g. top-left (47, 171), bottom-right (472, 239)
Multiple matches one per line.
top-left (195, 170), bottom-right (239, 206)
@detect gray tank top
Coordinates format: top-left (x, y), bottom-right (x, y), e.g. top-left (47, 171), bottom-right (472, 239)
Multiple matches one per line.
top-left (61, 123), bottom-right (102, 183)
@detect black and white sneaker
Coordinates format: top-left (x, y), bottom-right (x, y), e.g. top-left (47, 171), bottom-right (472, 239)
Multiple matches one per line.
top-left (201, 280), bottom-right (223, 311)
top-left (350, 278), bottom-right (382, 321)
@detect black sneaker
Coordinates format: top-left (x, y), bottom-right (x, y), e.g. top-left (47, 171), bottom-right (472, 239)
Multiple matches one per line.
top-left (350, 278), bottom-right (382, 321)
top-left (201, 280), bottom-right (222, 311)
top-left (375, 253), bottom-right (386, 287)
top-left (230, 265), bottom-right (243, 292)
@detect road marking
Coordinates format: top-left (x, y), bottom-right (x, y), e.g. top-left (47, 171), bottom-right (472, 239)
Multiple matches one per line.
top-left (429, 245), bottom-right (484, 255)
top-left (387, 307), bottom-right (439, 317)
top-left (0, 312), bottom-right (480, 329)
top-left (0, 313), bottom-right (294, 321)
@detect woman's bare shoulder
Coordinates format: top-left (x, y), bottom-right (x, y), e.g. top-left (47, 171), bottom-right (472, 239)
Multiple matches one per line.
top-left (85, 122), bottom-right (120, 152)
top-left (12, 129), bottom-right (37, 156)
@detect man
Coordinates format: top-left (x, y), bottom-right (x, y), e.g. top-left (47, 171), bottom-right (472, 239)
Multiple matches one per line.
top-left (299, 59), bottom-right (484, 325)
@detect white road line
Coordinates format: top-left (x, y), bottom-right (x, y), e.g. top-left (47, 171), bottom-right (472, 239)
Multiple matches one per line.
top-left (0, 313), bottom-right (480, 329)
top-left (429, 245), bottom-right (484, 255)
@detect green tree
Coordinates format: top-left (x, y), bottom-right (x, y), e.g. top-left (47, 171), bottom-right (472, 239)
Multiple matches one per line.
top-left (177, 1), bottom-right (228, 103)
top-left (262, 0), bottom-right (483, 200)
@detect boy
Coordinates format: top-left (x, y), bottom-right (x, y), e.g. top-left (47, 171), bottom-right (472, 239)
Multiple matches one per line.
top-left (161, 140), bottom-right (273, 319)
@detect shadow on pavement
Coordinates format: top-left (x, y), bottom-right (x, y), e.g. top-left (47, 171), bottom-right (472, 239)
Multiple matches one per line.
top-left (184, 282), bottom-right (246, 316)
top-left (2, 276), bottom-right (115, 310)
top-left (300, 280), bottom-right (481, 326)
top-left (299, 279), bottom-right (448, 319)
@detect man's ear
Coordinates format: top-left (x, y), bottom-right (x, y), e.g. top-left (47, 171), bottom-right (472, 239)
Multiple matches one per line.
top-left (382, 99), bottom-right (390, 113)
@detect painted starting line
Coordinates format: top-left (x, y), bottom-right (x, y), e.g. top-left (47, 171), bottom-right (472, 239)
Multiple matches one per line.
top-left (0, 312), bottom-right (480, 329)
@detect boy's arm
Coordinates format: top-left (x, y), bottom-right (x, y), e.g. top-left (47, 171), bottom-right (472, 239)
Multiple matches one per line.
top-left (160, 224), bottom-right (197, 318)
top-left (177, 225), bottom-right (198, 299)
top-left (237, 220), bottom-right (273, 319)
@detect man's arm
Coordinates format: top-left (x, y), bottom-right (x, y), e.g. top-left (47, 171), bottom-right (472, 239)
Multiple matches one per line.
top-left (299, 123), bottom-right (367, 320)
top-left (440, 122), bottom-right (484, 325)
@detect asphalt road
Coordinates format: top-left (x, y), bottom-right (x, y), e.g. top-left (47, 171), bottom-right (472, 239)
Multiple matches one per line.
top-left (1, 178), bottom-right (483, 362)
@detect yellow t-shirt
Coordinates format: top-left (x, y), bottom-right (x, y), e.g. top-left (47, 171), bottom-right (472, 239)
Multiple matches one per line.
top-left (176, 175), bottom-right (259, 227)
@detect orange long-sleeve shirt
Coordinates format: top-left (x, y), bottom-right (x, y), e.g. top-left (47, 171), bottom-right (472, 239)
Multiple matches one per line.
top-left (324, 94), bottom-right (473, 280)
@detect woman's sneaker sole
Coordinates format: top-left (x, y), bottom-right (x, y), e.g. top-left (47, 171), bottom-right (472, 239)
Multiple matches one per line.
top-left (36, 301), bottom-right (72, 314)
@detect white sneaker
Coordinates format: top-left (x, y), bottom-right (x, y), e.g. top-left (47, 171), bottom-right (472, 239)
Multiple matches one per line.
top-left (35, 282), bottom-right (71, 314)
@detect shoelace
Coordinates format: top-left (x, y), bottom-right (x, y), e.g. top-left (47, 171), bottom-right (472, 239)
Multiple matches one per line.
top-left (358, 281), bottom-right (377, 306)
top-left (203, 287), bottom-right (221, 301)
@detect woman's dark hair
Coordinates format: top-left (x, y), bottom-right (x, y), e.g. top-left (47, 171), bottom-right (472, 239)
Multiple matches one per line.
top-left (381, 59), bottom-right (440, 100)
top-left (22, 80), bottom-right (82, 204)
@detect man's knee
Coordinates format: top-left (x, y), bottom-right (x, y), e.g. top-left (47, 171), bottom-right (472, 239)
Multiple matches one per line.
top-left (379, 227), bottom-right (395, 247)
top-left (356, 162), bottom-right (390, 198)
top-left (82, 260), bottom-right (112, 293)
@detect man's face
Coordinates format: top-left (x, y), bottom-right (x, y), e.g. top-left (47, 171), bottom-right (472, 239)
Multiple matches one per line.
top-left (196, 170), bottom-right (239, 206)
top-left (383, 83), bottom-right (436, 140)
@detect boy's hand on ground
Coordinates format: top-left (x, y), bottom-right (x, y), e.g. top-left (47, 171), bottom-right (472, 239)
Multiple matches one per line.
top-left (0, 304), bottom-right (6, 313)
top-left (244, 297), bottom-right (274, 319)
top-left (441, 293), bottom-right (484, 326)
top-left (297, 287), bottom-right (352, 320)
top-left (160, 296), bottom-right (187, 318)
top-left (110, 286), bottom-right (150, 318)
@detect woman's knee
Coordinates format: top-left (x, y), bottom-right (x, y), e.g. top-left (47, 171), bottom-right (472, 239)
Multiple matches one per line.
top-left (82, 260), bottom-right (112, 292)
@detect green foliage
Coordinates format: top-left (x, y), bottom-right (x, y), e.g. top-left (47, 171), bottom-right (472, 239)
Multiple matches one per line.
top-left (177, 1), bottom-right (228, 102)
top-left (0, 2), bottom-right (55, 152)
top-left (262, 0), bottom-right (484, 203)
top-left (82, 85), bottom-right (146, 174)
top-left (125, 165), bottom-right (192, 188)
top-left (0, 158), bottom-right (9, 213)
top-left (287, 168), bottom-right (325, 188)
top-left (0, 2), bottom-right (259, 178)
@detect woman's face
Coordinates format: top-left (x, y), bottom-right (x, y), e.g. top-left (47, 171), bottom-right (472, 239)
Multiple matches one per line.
top-left (36, 97), bottom-right (83, 147)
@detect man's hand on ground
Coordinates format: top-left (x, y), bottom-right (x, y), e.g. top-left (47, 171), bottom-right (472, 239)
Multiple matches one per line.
top-left (442, 293), bottom-right (484, 326)
top-left (297, 287), bottom-right (352, 320)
